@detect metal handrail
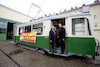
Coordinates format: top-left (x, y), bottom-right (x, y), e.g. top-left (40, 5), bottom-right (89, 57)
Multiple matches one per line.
top-left (95, 39), bottom-right (99, 52)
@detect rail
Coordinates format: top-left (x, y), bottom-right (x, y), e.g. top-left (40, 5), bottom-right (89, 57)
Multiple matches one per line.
top-left (0, 48), bottom-right (23, 67)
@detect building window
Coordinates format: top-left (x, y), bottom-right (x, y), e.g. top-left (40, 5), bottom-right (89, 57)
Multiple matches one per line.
top-left (94, 23), bottom-right (97, 27)
top-left (94, 15), bottom-right (97, 19)
top-left (72, 18), bottom-right (85, 36)
top-left (0, 22), bottom-right (3, 33)
top-left (93, 7), bottom-right (96, 12)
top-left (0, 22), bottom-right (7, 34)
top-left (32, 23), bottom-right (43, 35)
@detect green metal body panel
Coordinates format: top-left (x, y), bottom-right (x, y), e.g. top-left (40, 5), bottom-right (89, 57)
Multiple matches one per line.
top-left (15, 36), bottom-right (49, 49)
top-left (0, 34), bottom-right (6, 40)
top-left (15, 36), bottom-right (96, 56)
top-left (65, 37), bottom-right (96, 56)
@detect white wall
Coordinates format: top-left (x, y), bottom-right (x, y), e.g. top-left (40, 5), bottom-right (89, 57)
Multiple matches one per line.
top-left (0, 5), bottom-right (32, 22)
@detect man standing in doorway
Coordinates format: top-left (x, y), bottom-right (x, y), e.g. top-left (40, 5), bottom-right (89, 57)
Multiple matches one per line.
top-left (49, 26), bottom-right (56, 54)
top-left (59, 23), bottom-right (65, 54)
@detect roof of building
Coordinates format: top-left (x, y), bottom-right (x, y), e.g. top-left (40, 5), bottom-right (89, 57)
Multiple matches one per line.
top-left (0, 4), bottom-right (33, 19)
top-left (61, 1), bottom-right (100, 13)
top-left (17, 12), bottom-right (90, 27)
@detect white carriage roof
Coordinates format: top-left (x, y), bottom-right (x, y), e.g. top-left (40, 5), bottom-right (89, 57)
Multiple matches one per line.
top-left (17, 12), bottom-right (90, 27)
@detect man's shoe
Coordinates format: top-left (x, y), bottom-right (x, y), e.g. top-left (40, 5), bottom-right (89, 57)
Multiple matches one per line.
top-left (60, 53), bottom-right (62, 54)
top-left (60, 52), bottom-right (64, 54)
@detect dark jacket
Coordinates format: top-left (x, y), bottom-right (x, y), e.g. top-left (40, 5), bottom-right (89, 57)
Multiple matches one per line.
top-left (59, 27), bottom-right (65, 40)
top-left (49, 29), bottom-right (56, 44)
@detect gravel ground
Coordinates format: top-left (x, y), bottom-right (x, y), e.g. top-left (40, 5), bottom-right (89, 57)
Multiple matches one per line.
top-left (0, 40), bottom-right (100, 67)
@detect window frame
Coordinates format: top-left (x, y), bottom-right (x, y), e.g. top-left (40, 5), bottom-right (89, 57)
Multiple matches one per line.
top-left (25, 25), bottom-right (31, 32)
top-left (32, 22), bottom-right (43, 35)
top-left (71, 17), bottom-right (91, 36)
top-left (94, 15), bottom-right (97, 20)
top-left (93, 7), bottom-right (96, 12)
top-left (94, 23), bottom-right (97, 27)
top-left (0, 22), bottom-right (7, 34)
top-left (19, 27), bottom-right (25, 35)
top-left (72, 18), bottom-right (86, 36)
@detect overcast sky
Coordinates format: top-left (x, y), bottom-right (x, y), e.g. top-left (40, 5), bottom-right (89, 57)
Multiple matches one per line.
top-left (0, 0), bottom-right (94, 18)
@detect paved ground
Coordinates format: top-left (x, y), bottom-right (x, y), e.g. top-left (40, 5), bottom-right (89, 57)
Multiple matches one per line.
top-left (0, 40), bottom-right (100, 67)
top-left (0, 50), bottom-right (18, 67)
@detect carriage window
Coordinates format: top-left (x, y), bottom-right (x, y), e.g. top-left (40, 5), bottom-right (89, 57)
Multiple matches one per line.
top-left (25, 25), bottom-right (31, 32)
top-left (19, 27), bottom-right (24, 35)
top-left (72, 18), bottom-right (85, 36)
top-left (32, 23), bottom-right (43, 35)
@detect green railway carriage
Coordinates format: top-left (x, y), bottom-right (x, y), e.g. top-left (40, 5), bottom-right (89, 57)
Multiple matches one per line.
top-left (14, 12), bottom-right (97, 57)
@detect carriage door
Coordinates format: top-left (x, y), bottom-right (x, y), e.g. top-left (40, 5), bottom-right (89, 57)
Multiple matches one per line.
top-left (51, 18), bottom-right (65, 47)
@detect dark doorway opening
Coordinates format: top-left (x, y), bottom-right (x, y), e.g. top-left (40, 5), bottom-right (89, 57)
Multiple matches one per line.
top-left (7, 22), bottom-right (13, 39)
top-left (51, 18), bottom-right (65, 47)
top-left (51, 18), bottom-right (65, 54)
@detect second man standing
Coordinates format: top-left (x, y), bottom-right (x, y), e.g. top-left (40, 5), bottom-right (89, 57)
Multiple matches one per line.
top-left (59, 23), bottom-right (66, 54)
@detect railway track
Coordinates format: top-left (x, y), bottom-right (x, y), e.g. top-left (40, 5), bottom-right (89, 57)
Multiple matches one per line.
top-left (0, 46), bottom-right (100, 67)
top-left (0, 48), bottom-right (23, 67)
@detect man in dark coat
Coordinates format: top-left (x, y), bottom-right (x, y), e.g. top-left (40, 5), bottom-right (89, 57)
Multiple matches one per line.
top-left (49, 26), bottom-right (56, 53)
top-left (59, 23), bottom-right (65, 54)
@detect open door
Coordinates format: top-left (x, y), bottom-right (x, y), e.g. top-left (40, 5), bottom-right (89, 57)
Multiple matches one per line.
top-left (7, 22), bottom-right (13, 40)
top-left (51, 18), bottom-right (65, 53)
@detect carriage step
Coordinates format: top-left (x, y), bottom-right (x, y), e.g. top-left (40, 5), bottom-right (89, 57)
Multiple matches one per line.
top-left (21, 45), bottom-right (45, 54)
top-left (44, 49), bottom-right (76, 57)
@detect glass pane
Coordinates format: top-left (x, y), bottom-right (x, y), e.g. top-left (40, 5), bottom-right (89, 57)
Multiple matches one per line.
top-left (72, 18), bottom-right (85, 36)
top-left (0, 29), bottom-right (2, 33)
top-left (4, 23), bottom-right (7, 26)
top-left (25, 26), bottom-right (31, 32)
top-left (94, 15), bottom-right (97, 19)
top-left (93, 7), bottom-right (96, 12)
top-left (0, 22), bottom-right (3, 25)
top-left (0, 22), bottom-right (7, 34)
top-left (32, 23), bottom-right (43, 35)
top-left (3, 23), bottom-right (7, 34)
top-left (33, 27), bottom-right (42, 35)
top-left (0, 22), bottom-right (3, 29)
top-left (19, 27), bottom-right (24, 35)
